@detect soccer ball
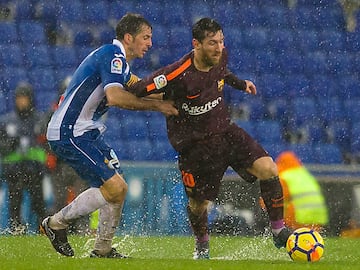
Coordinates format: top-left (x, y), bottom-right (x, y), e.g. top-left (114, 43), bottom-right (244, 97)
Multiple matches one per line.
top-left (286, 227), bottom-right (324, 262)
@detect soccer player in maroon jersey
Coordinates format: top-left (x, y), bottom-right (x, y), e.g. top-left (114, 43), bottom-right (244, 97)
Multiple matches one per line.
top-left (128, 18), bottom-right (292, 259)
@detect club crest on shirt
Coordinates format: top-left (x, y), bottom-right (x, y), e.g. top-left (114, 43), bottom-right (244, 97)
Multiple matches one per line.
top-left (153, 74), bottom-right (167, 89)
top-left (111, 58), bottom-right (123, 74)
top-left (217, 79), bottom-right (225, 91)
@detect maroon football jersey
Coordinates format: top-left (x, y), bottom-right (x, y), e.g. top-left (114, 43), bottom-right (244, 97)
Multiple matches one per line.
top-left (128, 49), bottom-right (247, 152)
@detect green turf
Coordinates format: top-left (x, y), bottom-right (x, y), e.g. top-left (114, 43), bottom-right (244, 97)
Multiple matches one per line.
top-left (0, 234), bottom-right (359, 270)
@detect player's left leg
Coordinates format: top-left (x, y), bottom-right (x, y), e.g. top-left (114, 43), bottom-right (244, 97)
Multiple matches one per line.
top-left (187, 198), bottom-right (211, 259)
top-left (247, 156), bottom-right (292, 248)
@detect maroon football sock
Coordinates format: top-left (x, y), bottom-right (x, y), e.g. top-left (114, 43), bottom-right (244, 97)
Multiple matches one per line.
top-left (187, 205), bottom-right (209, 242)
top-left (260, 176), bottom-right (284, 222)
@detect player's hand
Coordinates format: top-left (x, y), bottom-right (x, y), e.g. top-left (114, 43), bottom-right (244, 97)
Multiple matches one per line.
top-left (158, 100), bottom-right (179, 116)
top-left (244, 80), bottom-right (257, 95)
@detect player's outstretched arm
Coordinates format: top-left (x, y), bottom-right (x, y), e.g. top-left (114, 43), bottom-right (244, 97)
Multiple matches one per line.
top-left (224, 69), bottom-right (256, 95)
top-left (105, 85), bottom-right (178, 116)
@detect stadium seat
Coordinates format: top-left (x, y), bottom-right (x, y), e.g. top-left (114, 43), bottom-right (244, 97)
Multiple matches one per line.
top-left (318, 98), bottom-right (345, 124)
top-left (119, 114), bottom-right (150, 141)
top-left (262, 5), bottom-right (290, 29)
top-left (304, 51), bottom-right (329, 75)
top-left (344, 32), bottom-right (360, 52)
top-left (28, 68), bottom-right (57, 110)
top-left (13, 0), bottom-right (35, 21)
top-left (278, 52), bottom-right (304, 75)
top-left (327, 121), bottom-right (351, 153)
top-left (344, 99), bottom-right (360, 124)
top-left (1, 67), bottom-right (28, 96)
top-left (338, 75), bottom-right (360, 99)
top-left (309, 74), bottom-right (338, 99)
top-left (73, 30), bottom-right (94, 47)
top-left (266, 29), bottom-right (295, 54)
top-left (97, 26), bottom-right (116, 45)
top-left (300, 121), bottom-right (327, 144)
top-left (291, 7), bottom-right (319, 30)
top-left (254, 120), bottom-right (282, 144)
top-left (289, 143), bottom-right (318, 163)
top-left (294, 29), bottom-right (320, 53)
top-left (75, 46), bottom-right (95, 63)
top-left (125, 139), bottom-right (154, 161)
top-left (162, 2), bottom-right (189, 26)
top-left (315, 143), bottom-right (343, 164)
top-left (135, 1), bottom-right (164, 24)
top-left (213, 2), bottom-right (240, 26)
top-left (0, 90), bottom-right (8, 114)
top-left (18, 21), bottom-right (47, 45)
top-left (239, 96), bottom-right (267, 121)
top-left (152, 140), bottom-right (178, 161)
top-left (187, 1), bottom-right (213, 24)
top-left (0, 44), bottom-right (23, 68)
top-left (107, 1), bottom-right (134, 22)
top-left (291, 97), bottom-right (318, 126)
top-left (35, 1), bottom-right (57, 24)
top-left (285, 74), bottom-right (311, 97)
top-left (241, 27), bottom-right (267, 50)
top-left (82, 0), bottom-right (109, 24)
top-left (267, 98), bottom-right (289, 122)
top-left (53, 68), bottom-right (75, 85)
top-left (24, 44), bottom-right (52, 68)
top-left (0, 22), bottom-right (18, 44)
top-left (351, 122), bottom-right (360, 155)
top-left (168, 26), bottom-right (192, 49)
top-left (51, 46), bottom-right (78, 68)
top-left (58, 0), bottom-right (84, 23)
top-left (237, 4), bottom-right (264, 27)
top-left (147, 113), bottom-right (168, 141)
top-left (318, 30), bottom-right (345, 52)
top-left (262, 142), bottom-right (288, 159)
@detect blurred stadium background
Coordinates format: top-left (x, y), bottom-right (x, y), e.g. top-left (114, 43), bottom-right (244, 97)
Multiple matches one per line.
top-left (0, 0), bottom-right (359, 236)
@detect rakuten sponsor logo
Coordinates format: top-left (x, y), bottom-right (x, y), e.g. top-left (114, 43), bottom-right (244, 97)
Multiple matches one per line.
top-left (182, 97), bottom-right (222, 115)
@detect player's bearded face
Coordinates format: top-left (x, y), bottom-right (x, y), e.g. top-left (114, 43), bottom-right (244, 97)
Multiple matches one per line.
top-left (200, 31), bottom-right (224, 66)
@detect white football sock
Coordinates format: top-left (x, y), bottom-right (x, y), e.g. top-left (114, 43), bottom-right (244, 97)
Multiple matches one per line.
top-left (94, 202), bottom-right (123, 254)
top-left (50, 187), bottom-right (107, 230)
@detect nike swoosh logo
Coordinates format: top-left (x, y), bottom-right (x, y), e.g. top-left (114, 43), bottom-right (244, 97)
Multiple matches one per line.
top-left (186, 94), bottom-right (200, 99)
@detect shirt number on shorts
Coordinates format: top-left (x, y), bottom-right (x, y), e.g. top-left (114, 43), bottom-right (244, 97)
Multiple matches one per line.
top-left (181, 170), bottom-right (195, 188)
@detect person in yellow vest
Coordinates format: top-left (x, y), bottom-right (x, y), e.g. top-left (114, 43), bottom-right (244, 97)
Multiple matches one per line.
top-left (275, 151), bottom-right (329, 231)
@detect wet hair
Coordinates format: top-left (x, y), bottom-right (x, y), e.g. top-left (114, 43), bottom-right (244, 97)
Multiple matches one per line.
top-left (116, 13), bottom-right (152, 40)
top-left (192, 17), bottom-right (222, 42)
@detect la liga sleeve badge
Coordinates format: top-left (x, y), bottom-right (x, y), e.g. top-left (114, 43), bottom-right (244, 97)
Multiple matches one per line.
top-left (111, 58), bottom-right (123, 74)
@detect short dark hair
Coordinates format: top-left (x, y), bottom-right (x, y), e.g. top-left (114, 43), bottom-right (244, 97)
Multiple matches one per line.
top-left (192, 18), bottom-right (222, 42)
top-left (116, 13), bottom-right (152, 40)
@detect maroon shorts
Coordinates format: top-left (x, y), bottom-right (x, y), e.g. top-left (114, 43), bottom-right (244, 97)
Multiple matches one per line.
top-left (178, 124), bottom-right (268, 201)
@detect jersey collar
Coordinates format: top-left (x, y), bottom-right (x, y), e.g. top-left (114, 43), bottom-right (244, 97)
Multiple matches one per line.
top-left (112, 39), bottom-right (126, 59)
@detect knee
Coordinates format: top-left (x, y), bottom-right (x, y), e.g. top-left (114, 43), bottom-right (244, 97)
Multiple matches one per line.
top-left (189, 199), bottom-right (210, 216)
top-left (101, 175), bottom-right (128, 204)
top-left (251, 157), bottom-right (278, 180)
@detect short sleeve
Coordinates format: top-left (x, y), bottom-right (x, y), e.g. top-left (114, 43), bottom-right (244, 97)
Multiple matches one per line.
top-left (98, 46), bottom-right (131, 89)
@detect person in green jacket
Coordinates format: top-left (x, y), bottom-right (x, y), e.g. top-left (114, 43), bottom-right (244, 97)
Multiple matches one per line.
top-left (0, 82), bottom-right (47, 234)
top-left (275, 151), bottom-right (329, 231)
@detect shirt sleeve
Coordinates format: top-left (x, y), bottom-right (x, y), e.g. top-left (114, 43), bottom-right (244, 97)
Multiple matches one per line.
top-left (127, 57), bottom-right (191, 97)
top-left (224, 69), bottom-right (247, 90)
top-left (99, 47), bottom-right (131, 90)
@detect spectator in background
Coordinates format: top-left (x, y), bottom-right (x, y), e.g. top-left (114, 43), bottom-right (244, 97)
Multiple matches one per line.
top-left (0, 82), bottom-right (47, 234)
top-left (338, 0), bottom-right (360, 32)
top-left (275, 151), bottom-right (328, 231)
